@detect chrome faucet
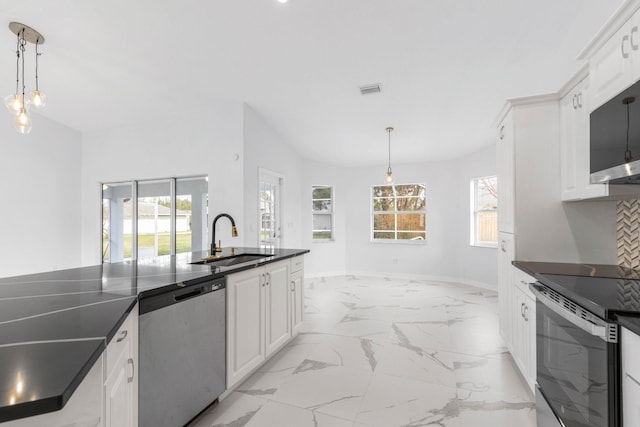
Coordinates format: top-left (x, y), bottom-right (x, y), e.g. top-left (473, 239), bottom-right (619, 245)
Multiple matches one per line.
top-left (211, 213), bottom-right (238, 254)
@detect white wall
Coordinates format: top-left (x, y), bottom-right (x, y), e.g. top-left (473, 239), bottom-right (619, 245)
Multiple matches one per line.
top-left (80, 103), bottom-right (245, 266)
top-left (301, 160), bottom-right (348, 276)
top-left (242, 104), bottom-right (303, 249)
top-left (453, 145), bottom-right (498, 288)
top-left (0, 113), bottom-right (82, 277)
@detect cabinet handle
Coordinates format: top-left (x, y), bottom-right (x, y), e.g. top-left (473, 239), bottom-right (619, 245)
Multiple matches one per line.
top-left (577, 92), bottom-right (583, 108)
top-left (266, 272), bottom-right (271, 286)
top-left (291, 281), bottom-right (295, 292)
top-left (261, 273), bottom-right (266, 287)
top-left (632, 26), bottom-right (639, 50)
top-left (523, 304), bottom-right (529, 322)
top-left (499, 125), bottom-right (505, 140)
top-left (116, 330), bottom-right (128, 342)
top-left (622, 34), bottom-right (630, 59)
top-left (572, 94), bottom-right (578, 109)
top-left (127, 358), bottom-right (134, 383)
top-left (501, 240), bottom-right (506, 253)
top-left (521, 302), bottom-right (525, 317)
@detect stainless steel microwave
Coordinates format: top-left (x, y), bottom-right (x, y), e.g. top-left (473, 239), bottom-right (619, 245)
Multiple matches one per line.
top-left (590, 80), bottom-right (640, 184)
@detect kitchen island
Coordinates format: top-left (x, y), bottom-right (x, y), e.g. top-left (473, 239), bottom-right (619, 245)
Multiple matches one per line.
top-left (0, 247), bottom-right (308, 424)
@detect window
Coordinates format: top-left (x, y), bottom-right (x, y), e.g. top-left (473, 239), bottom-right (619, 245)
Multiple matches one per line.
top-left (102, 175), bottom-right (208, 263)
top-left (312, 185), bottom-right (334, 240)
top-left (470, 176), bottom-right (498, 247)
top-left (372, 184), bottom-right (426, 241)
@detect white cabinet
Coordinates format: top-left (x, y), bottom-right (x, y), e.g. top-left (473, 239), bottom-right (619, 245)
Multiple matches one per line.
top-left (496, 111), bottom-right (515, 233)
top-left (622, 327), bottom-right (640, 426)
top-left (510, 272), bottom-right (536, 392)
top-left (290, 257), bottom-right (304, 336)
top-left (226, 260), bottom-right (293, 389)
top-left (589, 11), bottom-right (640, 111)
top-left (560, 77), bottom-right (609, 201)
top-left (104, 307), bottom-right (137, 427)
top-left (498, 232), bottom-right (514, 345)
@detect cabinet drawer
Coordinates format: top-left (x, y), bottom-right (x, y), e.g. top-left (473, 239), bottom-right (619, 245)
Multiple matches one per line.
top-left (106, 309), bottom-right (134, 375)
top-left (290, 256), bottom-right (304, 273)
top-left (514, 269), bottom-right (535, 301)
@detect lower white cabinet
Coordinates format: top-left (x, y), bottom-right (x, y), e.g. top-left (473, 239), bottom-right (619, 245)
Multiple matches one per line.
top-left (227, 259), bottom-right (297, 389)
top-left (291, 268), bottom-right (304, 336)
top-left (510, 278), bottom-right (536, 392)
top-left (104, 306), bottom-right (138, 427)
top-left (498, 232), bottom-right (514, 345)
top-left (623, 327), bottom-right (640, 426)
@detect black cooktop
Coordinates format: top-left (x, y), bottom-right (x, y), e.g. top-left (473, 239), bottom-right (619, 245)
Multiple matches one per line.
top-left (514, 261), bottom-right (640, 320)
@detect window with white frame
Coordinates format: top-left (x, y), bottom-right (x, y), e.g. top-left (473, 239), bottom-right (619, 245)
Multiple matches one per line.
top-left (372, 184), bottom-right (426, 241)
top-left (102, 176), bottom-right (208, 263)
top-left (312, 185), bottom-right (334, 240)
top-left (470, 176), bottom-right (498, 247)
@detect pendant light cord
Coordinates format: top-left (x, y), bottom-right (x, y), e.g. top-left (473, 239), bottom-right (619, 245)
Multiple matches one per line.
top-left (34, 38), bottom-right (40, 91)
top-left (626, 98), bottom-right (634, 163)
top-left (14, 32), bottom-right (19, 95)
top-left (19, 30), bottom-right (26, 105)
top-left (388, 129), bottom-right (391, 170)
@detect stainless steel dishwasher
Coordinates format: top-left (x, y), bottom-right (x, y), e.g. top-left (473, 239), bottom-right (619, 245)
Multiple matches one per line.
top-left (139, 278), bottom-right (226, 427)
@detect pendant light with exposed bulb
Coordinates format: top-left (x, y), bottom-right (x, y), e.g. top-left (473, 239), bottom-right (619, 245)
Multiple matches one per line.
top-left (4, 22), bottom-right (45, 135)
top-left (385, 126), bottom-right (394, 183)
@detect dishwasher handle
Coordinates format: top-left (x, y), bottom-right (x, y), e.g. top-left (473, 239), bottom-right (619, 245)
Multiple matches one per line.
top-left (174, 287), bottom-right (203, 302)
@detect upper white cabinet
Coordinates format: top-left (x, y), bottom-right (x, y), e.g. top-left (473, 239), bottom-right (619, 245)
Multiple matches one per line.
top-left (560, 77), bottom-right (608, 201)
top-left (622, 327), bottom-right (640, 426)
top-left (496, 111), bottom-right (515, 233)
top-left (589, 14), bottom-right (639, 111)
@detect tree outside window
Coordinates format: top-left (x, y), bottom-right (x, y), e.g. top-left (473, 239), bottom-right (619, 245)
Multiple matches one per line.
top-left (372, 184), bottom-right (426, 241)
top-left (470, 176), bottom-right (498, 247)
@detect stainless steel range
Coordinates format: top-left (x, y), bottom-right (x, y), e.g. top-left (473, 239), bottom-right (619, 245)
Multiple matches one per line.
top-left (530, 282), bottom-right (619, 427)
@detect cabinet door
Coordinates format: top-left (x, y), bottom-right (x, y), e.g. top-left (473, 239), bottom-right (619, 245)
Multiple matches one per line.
top-left (227, 268), bottom-right (265, 388)
top-left (561, 79), bottom-right (608, 201)
top-left (105, 342), bottom-right (133, 427)
top-left (624, 373), bottom-right (640, 426)
top-left (291, 269), bottom-right (304, 336)
top-left (265, 261), bottom-right (291, 357)
top-left (497, 112), bottom-right (515, 233)
top-left (522, 291), bottom-right (536, 391)
top-left (498, 232), bottom-right (514, 345)
top-left (589, 20), bottom-right (634, 111)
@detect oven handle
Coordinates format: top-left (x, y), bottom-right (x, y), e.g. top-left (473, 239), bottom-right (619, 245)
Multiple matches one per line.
top-left (529, 283), bottom-right (616, 343)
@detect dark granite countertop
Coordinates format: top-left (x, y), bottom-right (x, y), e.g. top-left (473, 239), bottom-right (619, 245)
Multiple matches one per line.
top-left (0, 247), bottom-right (308, 423)
top-left (514, 261), bottom-right (640, 321)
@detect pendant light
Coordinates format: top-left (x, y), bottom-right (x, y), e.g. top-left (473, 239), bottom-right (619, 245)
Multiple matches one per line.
top-left (385, 127), bottom-right (394, 183)
top-left (4, 22), bottom-right (45, 135)
top-left (624, 97), bottom-right (635, 163)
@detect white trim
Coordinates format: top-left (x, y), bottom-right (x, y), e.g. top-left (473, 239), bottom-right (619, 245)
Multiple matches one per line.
top-left (258, 167), bottom-right (285, 249)
top-left (578, 0), bottom-right (640, 60)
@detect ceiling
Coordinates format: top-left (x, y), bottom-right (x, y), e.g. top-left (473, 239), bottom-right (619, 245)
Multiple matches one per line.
top-left (0, 0), bottom-right (624, 166)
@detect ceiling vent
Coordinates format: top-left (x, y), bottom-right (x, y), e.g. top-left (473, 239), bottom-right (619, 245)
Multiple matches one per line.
top-left (359, 83), bottom-right (381, 95)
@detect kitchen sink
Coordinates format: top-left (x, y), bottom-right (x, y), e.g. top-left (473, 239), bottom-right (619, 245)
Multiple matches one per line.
top-left (190, 253), bottom-right (270, 266)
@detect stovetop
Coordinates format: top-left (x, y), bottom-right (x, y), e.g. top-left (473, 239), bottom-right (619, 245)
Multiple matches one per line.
top-left (514, 261), bottom-right (640, 320)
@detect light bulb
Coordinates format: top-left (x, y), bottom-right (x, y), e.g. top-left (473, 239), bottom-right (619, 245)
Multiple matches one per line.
top-left (15, 107), bottom-right (32, 134)
top-left (4, 94), bottom-right (22, 115)
top-left (27, 90), bottom-right (46, 108)
top-left (385, 170), bottom-right (393, 183)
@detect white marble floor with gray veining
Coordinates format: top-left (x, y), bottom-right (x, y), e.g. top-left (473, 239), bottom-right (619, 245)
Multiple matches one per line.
top-left (189, 275), bottom-right (536, 427)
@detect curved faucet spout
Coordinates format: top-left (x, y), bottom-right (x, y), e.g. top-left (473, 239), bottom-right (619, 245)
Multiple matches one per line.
top-left (211, 213), bottom-right (238, 254)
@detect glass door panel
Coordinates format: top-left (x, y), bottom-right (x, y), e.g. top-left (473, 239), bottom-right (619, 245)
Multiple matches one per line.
top-left (102, 182), bottom-right (133, 263)
top-left (137, 180), bottom-right (171, 259)
top-left (176, 177), bottom-right (209, 254)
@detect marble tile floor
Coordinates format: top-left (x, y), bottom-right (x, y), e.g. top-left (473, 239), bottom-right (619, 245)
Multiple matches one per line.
top-left (189, 275), bottom-right (536, 427)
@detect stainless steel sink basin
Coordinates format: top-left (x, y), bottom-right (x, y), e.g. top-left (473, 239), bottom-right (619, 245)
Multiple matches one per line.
top-left (191, 253), bottom-right (270, 266)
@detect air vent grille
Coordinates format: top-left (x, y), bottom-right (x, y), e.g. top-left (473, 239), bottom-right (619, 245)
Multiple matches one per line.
top-left (359, 83), bottom-right (381, 95)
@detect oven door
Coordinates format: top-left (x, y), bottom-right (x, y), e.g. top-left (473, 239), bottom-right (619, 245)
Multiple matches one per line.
top-left (530, 283), bottom-right (619, 427)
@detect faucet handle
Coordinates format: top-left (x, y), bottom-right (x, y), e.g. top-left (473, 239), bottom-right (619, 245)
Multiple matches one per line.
top-left (216, 239), bottom-right (222, 253)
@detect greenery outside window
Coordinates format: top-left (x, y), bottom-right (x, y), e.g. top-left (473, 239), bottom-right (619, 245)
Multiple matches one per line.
top-left (372, 184), bottom-right (426, 241)
top-left (312, 185), bottom-right (334, 241)
top-left (470, 176), bottom-right (498, 247)
top-left (102, 175), bottom-right (208, 263)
